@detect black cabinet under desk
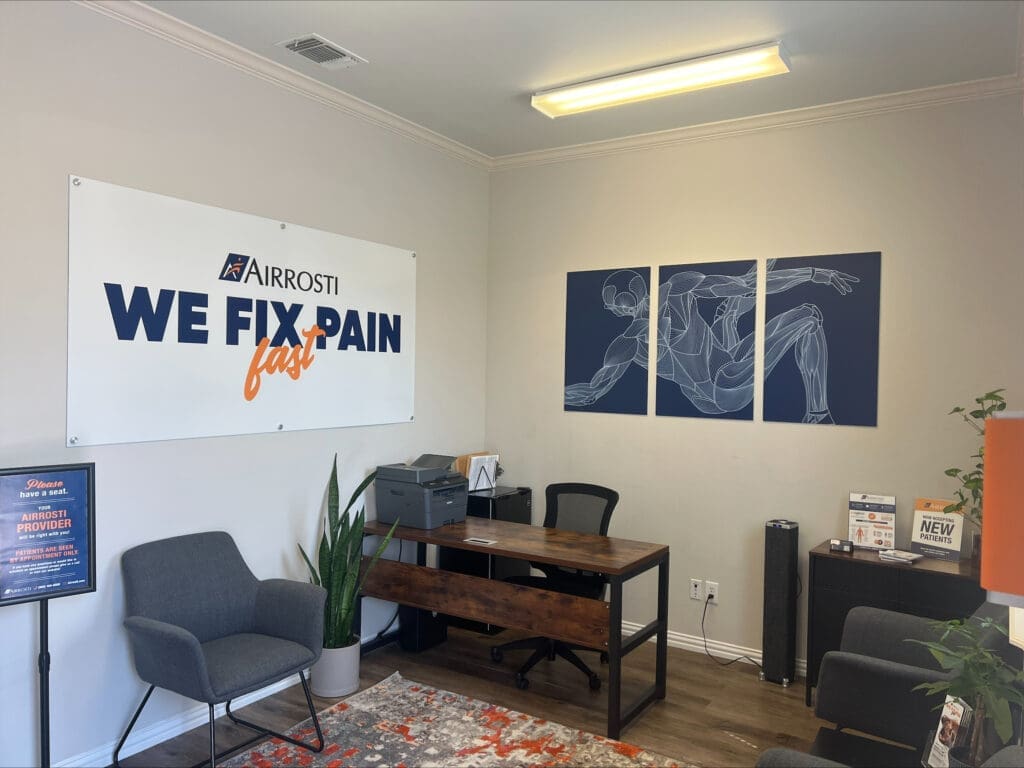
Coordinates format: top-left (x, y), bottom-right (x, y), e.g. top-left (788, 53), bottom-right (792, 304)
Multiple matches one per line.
top-left (439, 486), bottom-right (532, 634)
top-left (805, 540), bottom-right (984, 706)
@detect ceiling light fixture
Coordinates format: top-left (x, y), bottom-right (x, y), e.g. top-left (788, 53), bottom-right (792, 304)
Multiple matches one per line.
top-left (531, 42), bottom-right (790, 118)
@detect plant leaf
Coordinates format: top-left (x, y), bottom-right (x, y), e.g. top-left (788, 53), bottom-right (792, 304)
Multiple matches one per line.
top-left (297, 543), bottom-right (320, 586)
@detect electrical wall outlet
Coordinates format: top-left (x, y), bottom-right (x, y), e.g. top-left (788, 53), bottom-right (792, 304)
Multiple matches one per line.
top-left (705, 580), bottom-right (719, 604)
top-left (689, 578), bottom-right (704, 600)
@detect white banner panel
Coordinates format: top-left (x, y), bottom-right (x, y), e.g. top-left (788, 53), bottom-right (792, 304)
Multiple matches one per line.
top-left (67, 176), bottom-right (415, 446)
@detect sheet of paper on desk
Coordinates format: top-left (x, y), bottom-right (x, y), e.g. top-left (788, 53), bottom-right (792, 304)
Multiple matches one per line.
top-left (464, 537), bottom-right (497, 545)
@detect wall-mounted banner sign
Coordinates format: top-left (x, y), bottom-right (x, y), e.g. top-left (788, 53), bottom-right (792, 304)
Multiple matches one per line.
top-left (68, 176), bottom-right (416, 445)
top-left (0, 464), bottom-right (96, 608)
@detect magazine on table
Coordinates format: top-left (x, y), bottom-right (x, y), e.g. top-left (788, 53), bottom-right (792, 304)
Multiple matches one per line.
top-left (878, 549), bottom-right (922, 564)
top-left (925, 696), bottom-right (974, 768)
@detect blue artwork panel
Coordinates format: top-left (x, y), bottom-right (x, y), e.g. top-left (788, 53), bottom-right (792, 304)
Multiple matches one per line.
top-left (762, 252), bottom-right (881, 426)
top-left (564, 267), bottom-right (650, 414)
top-left (656, 260), bottom-right (757, 420)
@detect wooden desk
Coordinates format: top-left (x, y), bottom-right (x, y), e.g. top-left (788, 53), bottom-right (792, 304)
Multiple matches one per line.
top-left (805, 540), bottom-right (984, 706)
top-left (362, 517), bottom-right (670, 739)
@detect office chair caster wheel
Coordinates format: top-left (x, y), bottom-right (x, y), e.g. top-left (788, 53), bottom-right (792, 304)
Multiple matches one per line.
top-left (491, 648), bottom-right (503, 662)
top-left (589, 674), bottom-right (601, 691)
top-left (600, 652), bottom-right (609, 664)
top-left (515, 674), bottom-right (529, 690)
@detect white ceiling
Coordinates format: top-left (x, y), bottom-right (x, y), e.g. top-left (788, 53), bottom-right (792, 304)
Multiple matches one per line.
top-left (146, 0), bottom-right (1021, 158)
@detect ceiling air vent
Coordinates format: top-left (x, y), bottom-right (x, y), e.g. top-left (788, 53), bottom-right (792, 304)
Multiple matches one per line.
top-left (278, 35), bottom-right (366, 71)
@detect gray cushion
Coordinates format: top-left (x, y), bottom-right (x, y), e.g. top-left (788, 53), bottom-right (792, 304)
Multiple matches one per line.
top-left (202, 633), bottom-right (317, 700)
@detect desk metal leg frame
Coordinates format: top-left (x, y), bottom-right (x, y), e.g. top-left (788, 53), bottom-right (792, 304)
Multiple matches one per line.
top-left (606, 553), bottom-right (669, 740)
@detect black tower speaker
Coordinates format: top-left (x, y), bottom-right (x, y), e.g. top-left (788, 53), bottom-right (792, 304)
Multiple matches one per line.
top-left (762, 519), bottom-right (798, 686)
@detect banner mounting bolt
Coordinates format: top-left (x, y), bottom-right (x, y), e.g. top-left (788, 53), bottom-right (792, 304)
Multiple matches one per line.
top-left (72, 178), bottom-right (81, 187)
top-left (68, 436), bottom-right (79, 444)
top-left (277, 424), bottom-right (284, 430)
top-left (280, 223), bottom-right (286, 230)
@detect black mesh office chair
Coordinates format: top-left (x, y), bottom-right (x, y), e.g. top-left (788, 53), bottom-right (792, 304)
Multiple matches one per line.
top-left (490, 483), bottom-right (619, 691)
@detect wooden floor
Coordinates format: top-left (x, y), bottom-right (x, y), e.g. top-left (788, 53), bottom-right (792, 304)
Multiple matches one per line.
top-left (120, 627), bottom-right (825, 767)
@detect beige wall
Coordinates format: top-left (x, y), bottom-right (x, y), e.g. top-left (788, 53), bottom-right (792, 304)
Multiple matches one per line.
top-left (0, 3), bottom-right (489, 766)
top-left (486, 96), bottom-right (1024, 655)
top-left (3, 2), bottom-right (1023, 765)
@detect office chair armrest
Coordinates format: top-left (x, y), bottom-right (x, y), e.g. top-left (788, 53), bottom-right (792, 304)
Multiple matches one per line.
top-left (840, 606), bottom-right (944, 669)
top-left (756, 748), bottom-right (847, 768)
top-left (123, 616), bottom-right (215, 702)
top-left (254, 579), bottom-right (326, 654)
top-left (816, 650), bottom-right (947, 746)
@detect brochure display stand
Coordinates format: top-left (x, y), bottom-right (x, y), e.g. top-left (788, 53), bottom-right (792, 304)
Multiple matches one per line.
top-left (0, 463), bottom-right (96, 768)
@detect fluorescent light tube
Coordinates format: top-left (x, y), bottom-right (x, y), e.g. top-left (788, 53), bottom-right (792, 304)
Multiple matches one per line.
top-left (531, 42), bottom-right (790, 118)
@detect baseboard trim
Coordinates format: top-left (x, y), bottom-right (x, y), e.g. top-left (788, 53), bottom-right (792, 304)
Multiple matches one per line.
top-left (620, 620), bottom-right (808, 678)
top-left (55, 674), bottom-right (300, 768)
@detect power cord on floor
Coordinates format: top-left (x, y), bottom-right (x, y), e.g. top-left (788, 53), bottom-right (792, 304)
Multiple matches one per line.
top-left (701, 594), bottom-right (762, 669)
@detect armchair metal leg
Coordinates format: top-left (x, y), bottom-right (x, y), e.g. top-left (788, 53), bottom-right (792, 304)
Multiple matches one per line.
top-left (113, 673), bottom-right (324, 768)
top-left (225, 670), bottom-right (325, 756)
top-left (208, 704), bottom-right (216, 768)
top-left (112, 685), bottom-right (156, 767)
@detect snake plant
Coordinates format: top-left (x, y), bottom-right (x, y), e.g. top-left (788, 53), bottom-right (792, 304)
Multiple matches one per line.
top-left (299, 456), bottom-right (397, 648)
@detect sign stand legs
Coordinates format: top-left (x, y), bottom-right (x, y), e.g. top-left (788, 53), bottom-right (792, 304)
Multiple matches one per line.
top-left (38, 598), bottom-right (51, 768)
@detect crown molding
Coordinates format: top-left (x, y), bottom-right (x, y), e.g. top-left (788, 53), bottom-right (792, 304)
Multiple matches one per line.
top-left (76, 0), bottom-right (493, 170)
top-left (77, 1), bottom-right (1023, 175)
top-left (491, 73), bottom-right (1024, 171)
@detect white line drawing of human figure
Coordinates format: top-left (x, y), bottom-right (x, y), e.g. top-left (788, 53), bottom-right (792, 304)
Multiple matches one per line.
top-left (564, 260), bottom-right (859, 422)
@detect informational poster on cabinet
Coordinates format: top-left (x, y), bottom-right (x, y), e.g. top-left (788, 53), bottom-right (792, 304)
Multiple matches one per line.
top-left (67, 176), bottom-right (416, 446)
top-left (0, 464), bottom-right (95, 607)
top-left (910, 498), bottom-right (963, 561)
top-left (848, 491), bottom-right (896, 550)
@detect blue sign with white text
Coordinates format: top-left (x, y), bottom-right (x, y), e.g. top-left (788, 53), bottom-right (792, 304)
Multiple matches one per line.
top-left (0, 465), bottom-right (95, 606)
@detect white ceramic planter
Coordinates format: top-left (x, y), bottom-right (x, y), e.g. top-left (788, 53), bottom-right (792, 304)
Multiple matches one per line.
top-left (310, 639), bottom-right (360, 697)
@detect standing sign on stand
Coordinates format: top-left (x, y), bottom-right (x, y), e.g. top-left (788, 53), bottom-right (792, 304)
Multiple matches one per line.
top-left (0, 463), bottom-right (95, 768)
top-left (0, 464), bottom-right (96, 606)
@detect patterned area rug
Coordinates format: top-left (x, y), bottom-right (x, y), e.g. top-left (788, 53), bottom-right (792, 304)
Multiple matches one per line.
top-left (222, 672), bottom-right (679, 767)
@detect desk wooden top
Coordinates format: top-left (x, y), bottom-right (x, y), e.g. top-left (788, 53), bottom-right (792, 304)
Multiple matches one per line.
top-left (364, 517), bottom-right (668, 576)
top-left (810, 540), bottom-right (980, 581)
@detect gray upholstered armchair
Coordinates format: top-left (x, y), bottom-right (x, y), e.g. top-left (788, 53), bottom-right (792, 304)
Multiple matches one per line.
top-left (756, 745), bottom-right (1024, 768)
top-left (113, 531), bottom-right (327, 767)
top-left (815, 603), bottom-right (1020, 760)
top-left (766, 602), bottom-right (1021, 767)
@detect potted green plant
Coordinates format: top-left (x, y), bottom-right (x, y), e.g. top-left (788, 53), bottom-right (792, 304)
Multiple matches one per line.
top-left (944, 389), bottom-right (1007, 555)
top-left (910, 616), bottom-right (1024, 767)
top-left (299, 456), bottom-right (397, 697)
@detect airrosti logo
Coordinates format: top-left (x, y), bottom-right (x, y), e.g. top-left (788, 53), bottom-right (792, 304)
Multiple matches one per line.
top-left (220, 254), bottom-right (249, 282)
top-left (218, 252), bottom-right (339, 296)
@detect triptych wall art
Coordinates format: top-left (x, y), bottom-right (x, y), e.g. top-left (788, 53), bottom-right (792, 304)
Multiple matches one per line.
top-left (563, 252), bottom-right (881, 427)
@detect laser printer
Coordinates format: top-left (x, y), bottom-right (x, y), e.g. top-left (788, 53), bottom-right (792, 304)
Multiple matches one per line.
top-left (374, 454), bottom-right (468, 529)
